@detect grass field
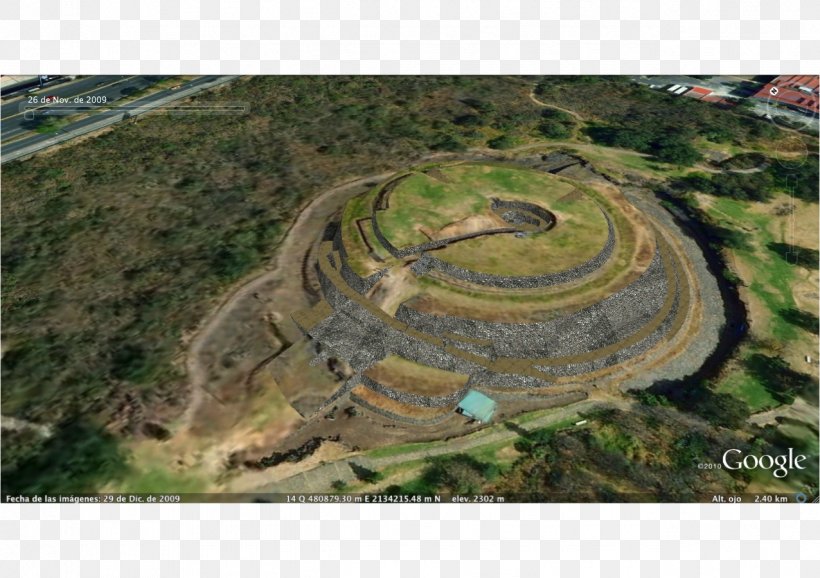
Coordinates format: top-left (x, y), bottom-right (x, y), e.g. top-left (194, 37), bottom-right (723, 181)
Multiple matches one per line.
top-left (715, 364), bottom-right (779, 412)
top-left (340, 184), bottom-right (385, 275)
top-left (375, 164), bottom-right (611, 275)
top-left (701, 194), bottom-right (814, 344)
top-left (698, 192), bottom-right (819, 410)
top-left (406, 180), bottom-right (648, 321)
top-left (358, 415), bottom-right (583, 494)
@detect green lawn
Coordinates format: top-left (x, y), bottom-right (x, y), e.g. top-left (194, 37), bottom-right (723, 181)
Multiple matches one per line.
top-left (119, 464), bottom-right (209, 494)
top-left (699, 194), bottom-right (820, 415)
top-left (366, 440), bottom-right (447, 460)
top-left (709, 196), bottom-right (798, 341)
top-left (34, 117), bottom-right (69, 134)
top-left (376, 163), bottom-right (611, 275)
top-left (714, 367), bottom-right (779, 412)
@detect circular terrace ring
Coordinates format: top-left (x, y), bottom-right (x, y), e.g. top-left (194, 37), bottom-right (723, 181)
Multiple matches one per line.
top-left (294, 155), bottom-right (721, 426)
top-left (490, 198), bottom-right (557, 233)
top-left (368, 163), bottom-right (616, 279)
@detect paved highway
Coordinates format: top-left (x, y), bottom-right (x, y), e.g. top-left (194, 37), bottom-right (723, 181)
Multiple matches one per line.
top-left (1, 76), bottom-right (236, 163)
top-left (2, 76), bottom-right (117, 119)
top-left (1, 75), bottom-right (167, 142)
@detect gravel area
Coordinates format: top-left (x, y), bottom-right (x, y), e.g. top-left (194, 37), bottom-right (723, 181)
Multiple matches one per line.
top-left (616, 188), bottom-right (725, 391)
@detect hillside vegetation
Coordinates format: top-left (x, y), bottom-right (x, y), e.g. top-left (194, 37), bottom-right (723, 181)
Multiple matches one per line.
top-left (2, 75), bottom-right (814, 496)
top-left (1, 76), bottom-right (549, 494)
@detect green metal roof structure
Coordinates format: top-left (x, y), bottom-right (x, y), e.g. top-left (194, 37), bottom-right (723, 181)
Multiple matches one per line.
top-left (456, 390), bottom-right (497, 423)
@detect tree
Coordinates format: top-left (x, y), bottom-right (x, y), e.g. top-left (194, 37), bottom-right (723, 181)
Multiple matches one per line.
top-left (669, 173), bottom-right (714, 194)
top-left (3, 420), bottom-right (128, 495)
top-left (779, 308), bottom-right (819, 335)
top-left (698, 392), bottom-right (751, 429)
top-left (487, 134), bottom-right (516, 150)
top-left (745, 354), bottom-right (817, 405)
top-left (537, 119), bottom-right (572, 139)
top-left (672, 432), bottom-right (711, 470)
top-left (349, 462), bottom-right (384, 484)
top-left (419, 454), bottom-right (498, 494)
top-left (767, 242), bottom-right (819, 270)
top-left (768, 157), bottom-right (820, 203)
top-left (652, 134), bottom-right (702, 166)
top-left (452, 114), bottom-right (484, 127)
top-left (430, 133), bottom-right (466, 152)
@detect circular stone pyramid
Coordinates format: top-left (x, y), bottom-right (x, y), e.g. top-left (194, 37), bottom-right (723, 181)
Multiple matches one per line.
top-left (289, 159), bottom-right (723, 424)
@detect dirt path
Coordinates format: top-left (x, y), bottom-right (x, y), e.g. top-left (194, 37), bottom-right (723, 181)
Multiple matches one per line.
top-left (696, 166), bottom-right (766, 174)
top-left (0, 415), bottom-right (52, 438)
top-left (248, 399), bottom-right (605, 494)
top-left (528, 91), bottom-right (585, 122)
top-left (748, 396), bottom-right (818, 427)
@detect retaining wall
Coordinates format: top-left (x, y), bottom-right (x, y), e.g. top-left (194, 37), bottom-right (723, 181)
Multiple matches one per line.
top-left (416, 207), bottom-right (615, 288)
top-left (371, 210), bottom-right (517, 258)
top-left (334, 224), bottom-right (388, 295)
top-left (491, 198), bottom-right (556, 230)
top-left (396, 246), bottom-right (668, 359)
top-left (359, 375), bottom-right (468, 408)
top-left (349, 391), bottom-right (455, 426)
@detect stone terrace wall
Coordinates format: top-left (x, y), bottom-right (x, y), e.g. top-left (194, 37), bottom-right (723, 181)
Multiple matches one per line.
top-left (349, 391), bottom-right (455, 426)
top-left (466, 370), bottom-right (553, 390)
top-left (339, 262), bottom-right (386, 295)
top-left (371, 210), bottom-right (517, 258)
top-left (360, 375), bottom-right (467, 408)
top-left (396, 246), bottom-right (668, 359)
top-left (314, 262), bottom-right (487, 375)
top-left (333, 224), bottom-right (388, 295)
top-left (417, 207), bottom-right (615, 289)
top-left (491, 198), bottom-right (556, 230)
top-left (535, 277), bottom-right (681, 377)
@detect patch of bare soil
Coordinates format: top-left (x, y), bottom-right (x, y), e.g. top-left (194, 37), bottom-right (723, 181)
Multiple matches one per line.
top-left (367, 265), bottom-right (420, 314)
top-left (112, 371), bottom-right (305, 493)
top-left (268, 338), bottom-right (352, 417)
top-left (432, 213), bottom-right (506, 239)
top-left (749, 396), bottom-right (818, 427)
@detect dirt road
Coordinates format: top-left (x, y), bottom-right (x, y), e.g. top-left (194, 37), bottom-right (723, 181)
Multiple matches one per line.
top-left (246, 400), bottom-right (604, 494)
top-left (748, 396), bottom-right (818, 427)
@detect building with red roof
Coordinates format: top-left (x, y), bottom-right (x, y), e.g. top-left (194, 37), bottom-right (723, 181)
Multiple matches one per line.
top-left (684, 86), bottom-right (712, 99)
top-left (701, 94), bottom-right (735, 108)
top-left (751, 75), bottom-right (819, 116)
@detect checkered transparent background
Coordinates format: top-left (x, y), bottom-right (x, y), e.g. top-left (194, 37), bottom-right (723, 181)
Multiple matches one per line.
top-left (2, 0), bottom-right (820, 575)
top-left (1, 0), bottom-right (819, 74)
top-left (1, 504), bottom-right (819, 576)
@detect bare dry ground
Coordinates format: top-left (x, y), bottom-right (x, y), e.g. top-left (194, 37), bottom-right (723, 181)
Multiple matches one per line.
top-left (363, 355), bottom-right (469, 396)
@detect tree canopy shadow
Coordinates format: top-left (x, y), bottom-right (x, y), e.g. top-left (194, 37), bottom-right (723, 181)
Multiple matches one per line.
top-left (767, 242), bottom-right (819, 270)
top-left (779, 308), bottom-right (819, 335)
top-left (744, 353), bottom-right (818, 405)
